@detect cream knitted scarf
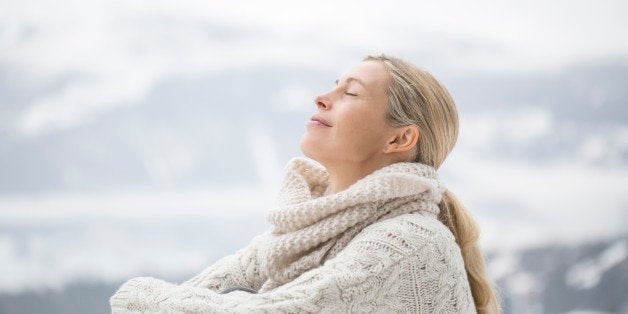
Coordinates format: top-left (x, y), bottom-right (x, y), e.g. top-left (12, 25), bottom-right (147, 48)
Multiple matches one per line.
top-left (259, 157), bottom-right (446, 292)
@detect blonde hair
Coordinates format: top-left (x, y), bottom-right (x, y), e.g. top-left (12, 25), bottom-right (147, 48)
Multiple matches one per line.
top-left (364, 54), bottom-right (500, 313)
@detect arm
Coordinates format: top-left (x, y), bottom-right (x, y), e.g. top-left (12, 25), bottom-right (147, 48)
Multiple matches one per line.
top-left (180, 232), bottom-right (269, 292)
top-left (110, 222), bottom-right (475, 313)
top-left (110, 250), bottom-right (367, 313)
top-left (110, 271), bottom-right (337, 313)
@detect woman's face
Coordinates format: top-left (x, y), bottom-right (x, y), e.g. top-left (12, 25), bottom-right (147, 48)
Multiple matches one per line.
top-left (300, 60), bottom-right (397, 165)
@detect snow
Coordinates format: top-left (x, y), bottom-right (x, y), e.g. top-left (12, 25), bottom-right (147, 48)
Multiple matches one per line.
top-left (566, 240), bottom-right (628, 290)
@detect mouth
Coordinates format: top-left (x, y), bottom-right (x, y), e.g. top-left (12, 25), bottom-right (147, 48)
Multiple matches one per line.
top-left (309, 115), bottom-right (332, 127)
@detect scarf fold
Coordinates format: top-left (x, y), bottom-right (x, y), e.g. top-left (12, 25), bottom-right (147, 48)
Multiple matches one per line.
top-left (259, 157), bottom-right (446, 292)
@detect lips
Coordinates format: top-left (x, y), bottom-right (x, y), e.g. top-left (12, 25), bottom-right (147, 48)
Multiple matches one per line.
top-left (310, 115), bottom-right (332, 127)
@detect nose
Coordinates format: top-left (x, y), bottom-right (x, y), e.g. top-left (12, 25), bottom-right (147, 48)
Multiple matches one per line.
top-left (314, 92), bottom-right (331, 110)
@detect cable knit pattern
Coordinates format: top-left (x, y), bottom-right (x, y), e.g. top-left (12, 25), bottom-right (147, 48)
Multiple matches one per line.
top-left (110, 157), bottom-right (476, 313)
top-left (259, 157), bottom-right (444, 291)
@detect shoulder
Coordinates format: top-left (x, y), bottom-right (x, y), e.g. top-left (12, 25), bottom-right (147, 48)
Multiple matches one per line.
top-left (339, 212), bottom-right (462, 268)
top-left (324, 212), bottom-right (471, 305)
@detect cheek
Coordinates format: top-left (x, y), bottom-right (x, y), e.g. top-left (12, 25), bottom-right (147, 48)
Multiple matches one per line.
top-left (300, 105), bottom-right (390, 162)
top-left (334, 109), bottom-right (388, 150)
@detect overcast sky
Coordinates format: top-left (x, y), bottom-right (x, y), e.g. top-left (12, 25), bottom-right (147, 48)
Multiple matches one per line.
top-left (1, 0), bottom-right (627, 136)
top-left (0, 0), bottom-right (627, 292)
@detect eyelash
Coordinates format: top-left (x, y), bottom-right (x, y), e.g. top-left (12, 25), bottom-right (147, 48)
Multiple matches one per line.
top-left (334, 82), bottom-right (357, 96)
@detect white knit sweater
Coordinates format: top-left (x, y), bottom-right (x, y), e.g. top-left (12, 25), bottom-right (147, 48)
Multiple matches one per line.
top-left (110, 157), bottom-right (476, 313)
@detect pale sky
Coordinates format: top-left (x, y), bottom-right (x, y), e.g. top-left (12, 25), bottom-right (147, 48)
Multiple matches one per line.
top-left (1, 0), bottom-right (627, 135)
top-left (0, 0), bottom-right (627, 292)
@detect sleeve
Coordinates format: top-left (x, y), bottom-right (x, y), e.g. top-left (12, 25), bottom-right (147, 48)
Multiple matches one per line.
top-left (179, 232), bottom-right (268, 292)
top-left (110, 219), bottom-right (475, 313)
top-left (110, 251), bottom-right (359, 314)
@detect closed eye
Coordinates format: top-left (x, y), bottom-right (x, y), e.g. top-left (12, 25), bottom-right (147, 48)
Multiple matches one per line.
top-left (334, 79), bottom-right (359, 96)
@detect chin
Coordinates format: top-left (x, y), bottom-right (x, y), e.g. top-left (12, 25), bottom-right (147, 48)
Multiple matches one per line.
top-left (299, 137), bottom-right (322, 161)
top-left (299, 139), bottom-right (314, 159)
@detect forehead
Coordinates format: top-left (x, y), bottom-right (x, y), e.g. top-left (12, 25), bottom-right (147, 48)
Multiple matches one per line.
top-left (340, 61), bottom-right (390, 88)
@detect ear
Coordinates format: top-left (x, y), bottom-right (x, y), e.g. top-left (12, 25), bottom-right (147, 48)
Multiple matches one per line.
top-left (383, 125), bottom-right (419, 154)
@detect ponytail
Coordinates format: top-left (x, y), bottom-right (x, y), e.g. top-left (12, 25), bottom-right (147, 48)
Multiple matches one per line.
top-left (363, 54), bottom-right (500, 312)
top-left (438, 189), bottom-right (500, 314)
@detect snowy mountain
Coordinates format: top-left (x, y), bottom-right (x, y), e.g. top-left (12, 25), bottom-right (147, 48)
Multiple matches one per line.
top-left (1, 61), bottom-right (627, 193)
top-left (491, 236), bottom-right (628, 314)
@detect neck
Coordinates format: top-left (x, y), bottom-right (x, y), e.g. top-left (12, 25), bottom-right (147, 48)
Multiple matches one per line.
top-left (323, 158), bottom-right (393, 195)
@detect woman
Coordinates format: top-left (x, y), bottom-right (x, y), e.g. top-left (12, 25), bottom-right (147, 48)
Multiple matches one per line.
top-left (110, 54), bottom-right (499, 313)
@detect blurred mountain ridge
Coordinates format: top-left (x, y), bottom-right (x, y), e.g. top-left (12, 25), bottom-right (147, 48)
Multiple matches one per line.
top-left (1, 61), bottom-right (627, 194)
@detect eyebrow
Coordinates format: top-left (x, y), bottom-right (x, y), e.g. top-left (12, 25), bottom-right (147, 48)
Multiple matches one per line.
top-left (334, 77), bottom-right (366, 87)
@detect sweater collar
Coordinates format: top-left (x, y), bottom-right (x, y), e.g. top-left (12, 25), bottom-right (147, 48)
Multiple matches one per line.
top-left (267, 157), bottom-right (445, 230)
